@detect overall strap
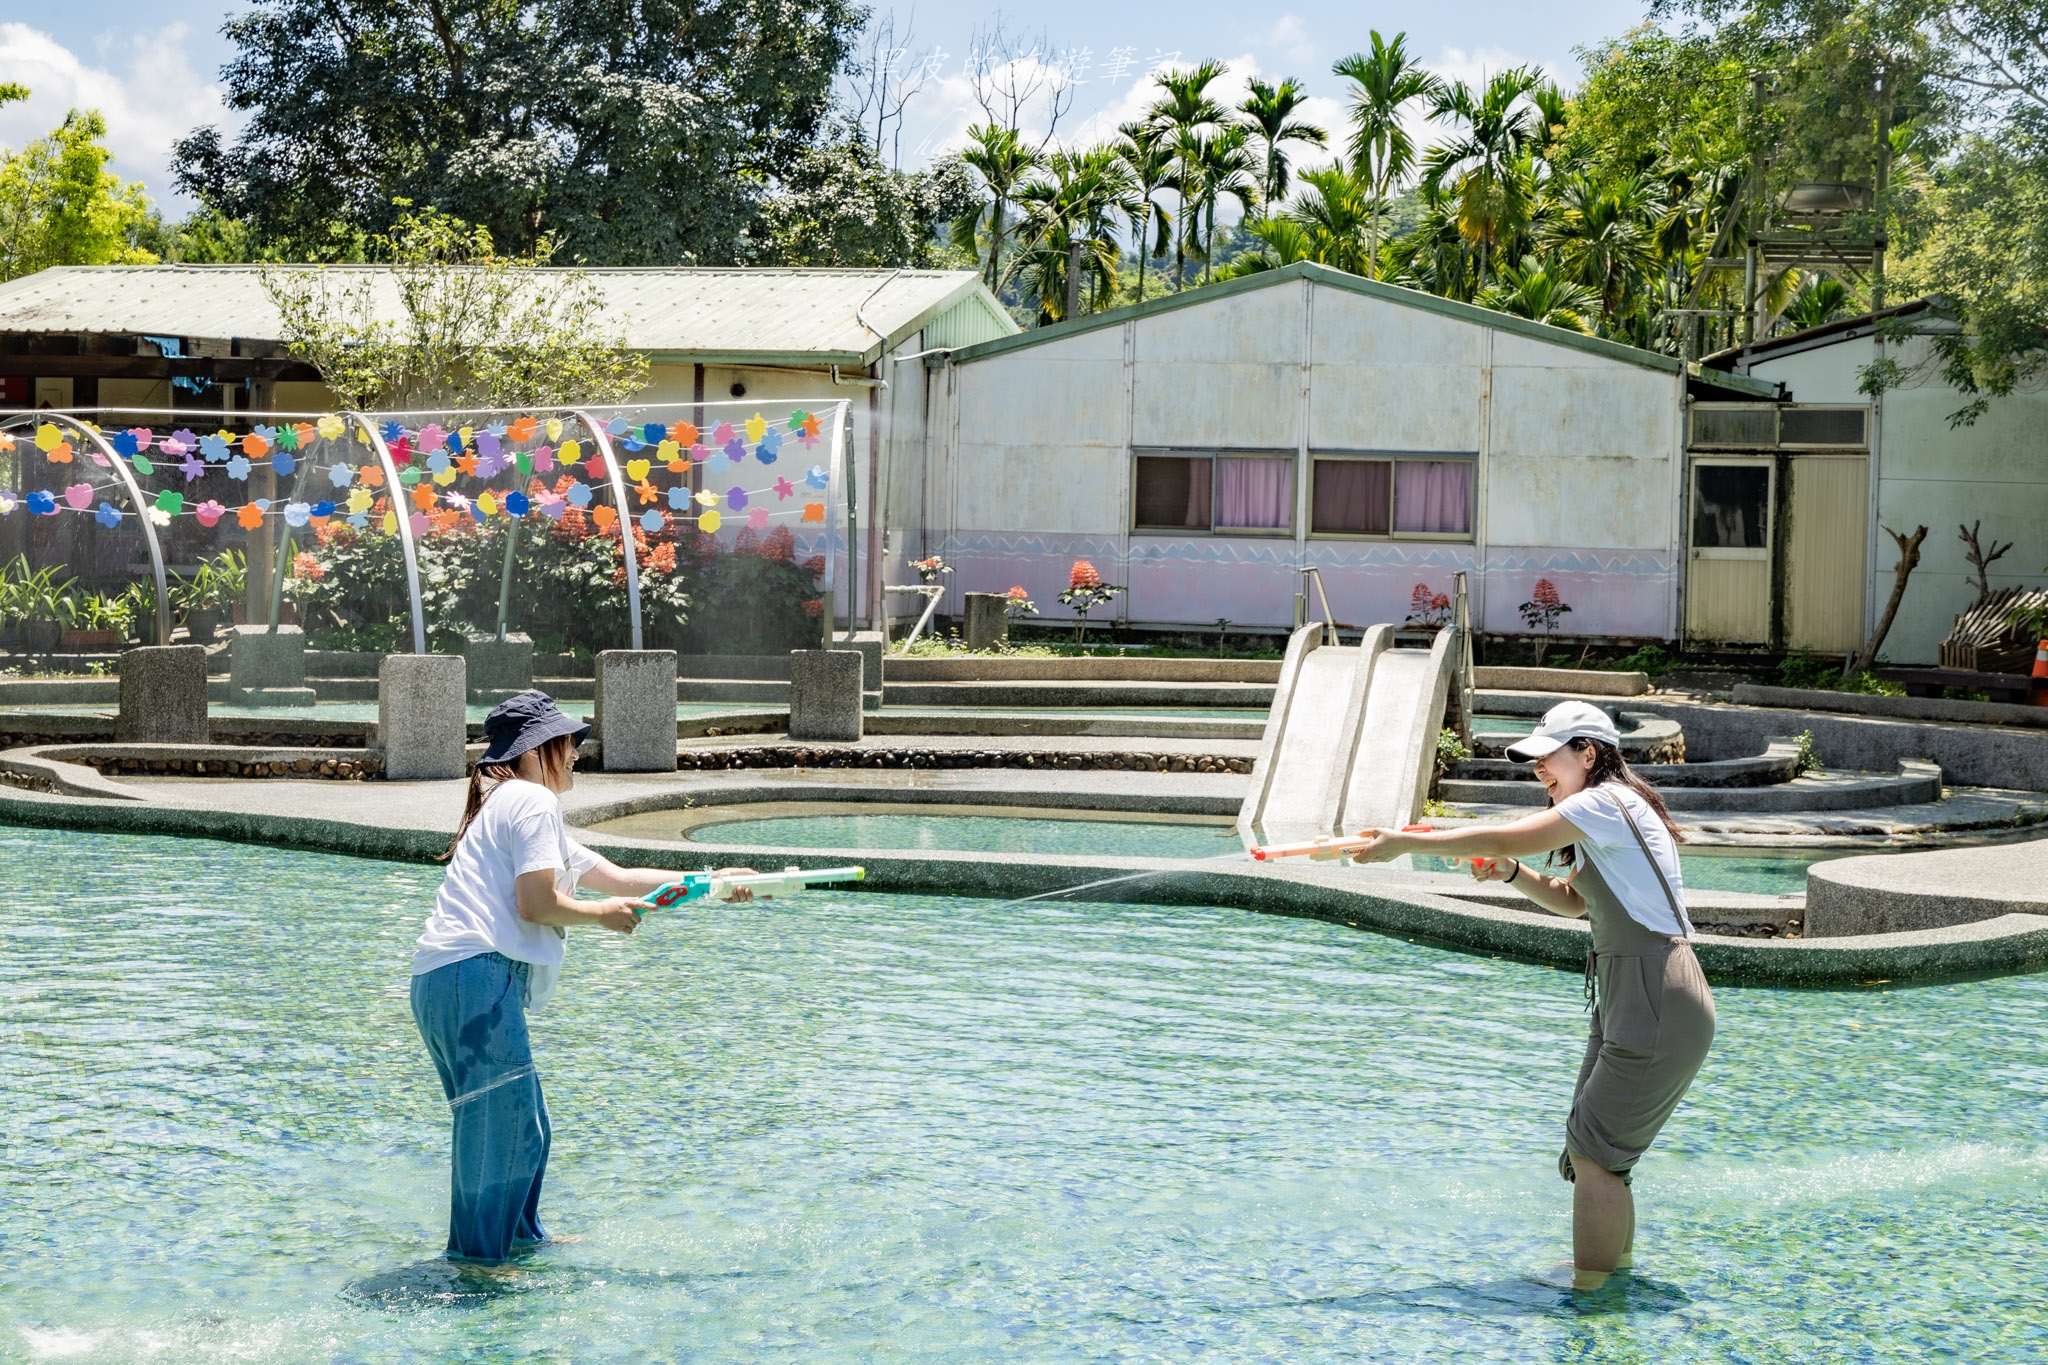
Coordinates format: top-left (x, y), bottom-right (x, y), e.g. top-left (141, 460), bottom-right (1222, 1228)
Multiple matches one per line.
top-left (1607, 786), bottom-right (1696, 938)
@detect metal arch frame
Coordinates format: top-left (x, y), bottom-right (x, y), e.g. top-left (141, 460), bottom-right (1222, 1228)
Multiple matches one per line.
top-left (40, 413), bottom-right (172, 646)
top-left (572, 409), bottom-right (642, 651)
top-left (346, 412), bottom-right (428, 656)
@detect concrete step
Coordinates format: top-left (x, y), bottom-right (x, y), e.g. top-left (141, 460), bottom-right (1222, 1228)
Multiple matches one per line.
top-left (1452, 741), bottom-right (1799, 789)
top-left (1438, 760), bottom-right (1943, 813)
top-left (884, 656), bottom-right (1281, 683)
top-left (881, 680), bottom-right (1273, 708)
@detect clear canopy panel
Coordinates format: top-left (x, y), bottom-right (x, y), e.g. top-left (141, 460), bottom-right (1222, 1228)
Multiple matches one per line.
top-left (0, 399), bottom-right (851, 657)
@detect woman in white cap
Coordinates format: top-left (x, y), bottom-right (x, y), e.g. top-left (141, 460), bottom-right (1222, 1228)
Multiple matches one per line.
top-left (1347, 699), bottom-right (1713, 1291)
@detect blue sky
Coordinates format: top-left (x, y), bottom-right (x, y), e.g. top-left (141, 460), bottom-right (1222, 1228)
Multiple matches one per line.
top-left (2, 0), bottom-right (1655, 213)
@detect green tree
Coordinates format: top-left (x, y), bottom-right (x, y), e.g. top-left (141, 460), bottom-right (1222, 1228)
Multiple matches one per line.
top-left (1113, 122), bottom-right (1175, 303)
top-left (1147, 60), bottom-right (1232, 288)
top-left (173, 0), bottom-right (859, 264)
top-left (758, 129), bottom-right (979, 268)
top-left (1237, 77), bottom-right (1327, 207)
top-left (1422, 68), bottom-right (1551, 288)
top-left (1543, 171), bottom-right (1666, 329)
top-left (0, 104), bottom-right (158, 282)
top-left (1477, 256), bottom-right (1599, 331)
top-left (953, 123), bottom-right (1041, 291)
top-left (1333, 32), bottom-right (1441, 275)
top-left (1882, 123), bottom-right (2048, 423)
top-left (1006, 147), bottom-right (1140, 321)
top-left (262, 203), bottom-right (648, 410)
top-left (1781, 273), bottom-right (1859, 328)
top-left (1190, 127), bottom-right (1261, 285)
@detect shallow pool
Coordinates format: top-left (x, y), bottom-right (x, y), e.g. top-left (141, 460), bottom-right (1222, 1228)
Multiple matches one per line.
top-left (682, 810), bottom-right (1242, 859)
top-left (1412, 848), bottom-right (1849, 896)
top-left (5, 828), bottom-right (2045, 1362)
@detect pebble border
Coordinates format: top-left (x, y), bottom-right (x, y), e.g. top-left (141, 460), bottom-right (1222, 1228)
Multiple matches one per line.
top-left (666, 746), bottom-right (1255, 773)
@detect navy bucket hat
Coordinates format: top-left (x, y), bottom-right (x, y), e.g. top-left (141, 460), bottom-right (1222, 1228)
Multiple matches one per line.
top-left (479, 690), bottom-right (591, 766)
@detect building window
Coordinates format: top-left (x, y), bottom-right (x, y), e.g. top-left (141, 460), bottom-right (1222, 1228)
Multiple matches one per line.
top-left (1134, 455), bottom-right (1211, 529)
top-left (1133, 452), bottom-right (1292, 535)
top-left (1310, 455), bottom-right (1473, 539)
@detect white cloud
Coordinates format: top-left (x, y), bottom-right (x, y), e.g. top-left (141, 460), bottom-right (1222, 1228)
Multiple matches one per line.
top-left (0, 21), bottom-right (231, 213)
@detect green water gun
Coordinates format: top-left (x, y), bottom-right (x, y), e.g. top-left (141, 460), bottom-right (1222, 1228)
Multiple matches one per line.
top-left (635, 865), bottom-right (866, 912)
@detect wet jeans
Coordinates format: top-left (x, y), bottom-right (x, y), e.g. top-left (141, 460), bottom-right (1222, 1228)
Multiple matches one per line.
top-left (410, 952), bottom-right (552, 1262)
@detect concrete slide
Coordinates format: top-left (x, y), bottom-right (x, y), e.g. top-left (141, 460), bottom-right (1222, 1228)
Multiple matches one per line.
top-left (1236, 623), bottom-right (1461, 849)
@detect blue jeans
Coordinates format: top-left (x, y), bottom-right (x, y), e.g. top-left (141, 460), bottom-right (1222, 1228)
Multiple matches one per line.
top-left (410, 953), bottom-right (552, 1262)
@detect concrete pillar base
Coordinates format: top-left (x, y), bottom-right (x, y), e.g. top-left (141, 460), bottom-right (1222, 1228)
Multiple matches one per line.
top-left (229, 624), bottom-right (306, 691)
top-left (842, 629), bottom-right (885, 709)
top-left (964, 593), bottom-right (1010, 651)
top-left (789, 649), bottom-right (864, 741)
top-left (464, 633), bottom-right (535, 694)
top-left (594, 650), bottom-right (678, 772)
top-left (116, 646), bottom-right (209, 744)
top-left (378, 654), bottom-right (468, 780)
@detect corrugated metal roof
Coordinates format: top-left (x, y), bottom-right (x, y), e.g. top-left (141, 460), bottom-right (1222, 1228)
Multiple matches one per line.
top-left (0, 265), bottom-right (1015, 365)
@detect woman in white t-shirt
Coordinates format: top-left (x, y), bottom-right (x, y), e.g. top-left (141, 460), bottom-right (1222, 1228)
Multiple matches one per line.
top-left (410, 690), bottom-right (750, 1264)
top-left (1345, 701), bottom-right (1714, 1292)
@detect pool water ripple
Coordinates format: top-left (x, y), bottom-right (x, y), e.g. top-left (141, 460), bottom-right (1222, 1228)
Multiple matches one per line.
top-left (2, 828), bottom-right (2045, 1361)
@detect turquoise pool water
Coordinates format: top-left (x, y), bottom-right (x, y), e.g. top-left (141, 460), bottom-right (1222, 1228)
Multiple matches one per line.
top-left (1413, 849), bottom-right (1848, 896)
top-left (5, 828), bottom-right (2046, 1362)
top-left (687, 814), bottom-right (1836, 895)
top-left (687, 811), bottom-right (1242, 859)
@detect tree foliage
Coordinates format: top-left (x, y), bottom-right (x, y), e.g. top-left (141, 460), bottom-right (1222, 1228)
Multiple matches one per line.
top-left (261, 204), bottom-right (647, 410)
top-left (173, 0), bottom-right (862, 264)
top-left (757, 128), bottom-right (980, 268)
top-left (0, 101), bottom-right (158, 282)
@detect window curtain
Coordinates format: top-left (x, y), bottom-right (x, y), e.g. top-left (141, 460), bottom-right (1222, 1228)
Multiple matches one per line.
top-left (1393, 461), bottom-right (1473, 534)
top-left (1215, 457), bottom-right (1291, 529)
top-left (1311, 461), bottom-right (1391, 534)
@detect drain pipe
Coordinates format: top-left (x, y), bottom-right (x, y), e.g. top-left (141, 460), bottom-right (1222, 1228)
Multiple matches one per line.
top-left (831, 365), bottom-right (888, 389)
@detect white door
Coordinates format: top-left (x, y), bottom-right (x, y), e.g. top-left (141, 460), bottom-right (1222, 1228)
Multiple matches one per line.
top-left (1684, 458), bottom-right (1773, 645)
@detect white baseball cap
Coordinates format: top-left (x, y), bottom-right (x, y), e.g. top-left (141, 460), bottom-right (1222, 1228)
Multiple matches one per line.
top-left (1505, 700), bottom-right (1620, 762)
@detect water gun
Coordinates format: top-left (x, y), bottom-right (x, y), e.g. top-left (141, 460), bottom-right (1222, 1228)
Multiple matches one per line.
top-left (1249, 825), bottom-right (1434, 862)
top-left (636, 865), bottom-right (866, 911)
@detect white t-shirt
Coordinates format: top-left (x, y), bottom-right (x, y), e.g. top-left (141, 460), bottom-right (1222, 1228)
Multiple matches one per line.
top-left (412, 779), bottom-right (601, 1008)
top-left (1554, 783), bottom-right (1691, 938)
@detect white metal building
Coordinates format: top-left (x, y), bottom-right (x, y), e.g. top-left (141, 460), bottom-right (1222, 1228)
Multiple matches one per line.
top-left (903, 262), bottom-right (1724, 640)
top-left (1706, 299), bottom-right (2048, 663)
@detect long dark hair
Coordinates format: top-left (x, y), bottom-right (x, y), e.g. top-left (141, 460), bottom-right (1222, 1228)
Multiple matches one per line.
top-left (438, 733), bottom-right (578, 862)
top-left (1550, 737), bottom-right (1682, 869)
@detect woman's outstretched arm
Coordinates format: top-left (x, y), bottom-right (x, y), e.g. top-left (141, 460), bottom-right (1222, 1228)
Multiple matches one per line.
top-left (576, 857), bottom-right (764, 903)
top-left (1349, 809), bottom-right (1591, 919)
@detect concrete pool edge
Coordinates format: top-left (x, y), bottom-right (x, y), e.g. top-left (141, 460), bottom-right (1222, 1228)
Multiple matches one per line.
top-left (5, 782), bottom-right (2045, 989)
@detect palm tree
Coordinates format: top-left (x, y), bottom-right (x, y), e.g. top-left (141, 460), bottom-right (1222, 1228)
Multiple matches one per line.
top-left (1114, 121), bottom-right (1175, 304)
top-left (1420, 67), bottom-right (1547, 288)
top-left (1781, 275), bottom-right (1856, 331)
top-left (1192, 126), bottom-right (1261, 284)
top-left (1216, 216), bottom-right (1316, 278)
top-left (1286, 166), bottom-right (1379, 276)
top-left (1332, 32), bottom-right (1440, 276)
top-left (1476, 256), bottom-right (1598, 332)
top-left (1006, 147), bottom-right (1140, 323)
top-left (1543, 172), bottom-right (1664, 331)
top-left (1237, 77), bottom-right (1327, 208)
top-left (953, 124), bottom-right (1040, 292)
top-left (1146, 60), bottom-right (1230, 288)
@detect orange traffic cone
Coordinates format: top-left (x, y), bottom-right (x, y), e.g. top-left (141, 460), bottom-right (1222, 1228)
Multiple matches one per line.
top-left (2032, 638), bottom-right (2048, 707)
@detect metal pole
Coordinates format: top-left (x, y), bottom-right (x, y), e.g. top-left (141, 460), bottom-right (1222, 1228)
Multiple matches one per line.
top-left (265, 459), bottom-right (306, 634)
top-left (346, 412), bottom-right (428, 655)
top-left (571, 409), bottom-right (642, 651)
top-left (1452, 569), bottom-right (1475, 749)
top-left (46, 414), bottom-right (170, 647)
top-left (496, 518), bottom-right (519, 642)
